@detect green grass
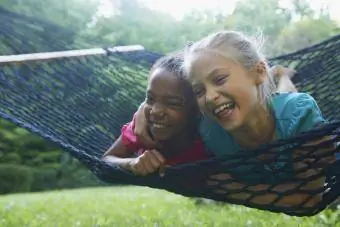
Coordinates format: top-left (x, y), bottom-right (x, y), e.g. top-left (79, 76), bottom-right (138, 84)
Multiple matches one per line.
top-left (0, 186), bottom-right (338, 227)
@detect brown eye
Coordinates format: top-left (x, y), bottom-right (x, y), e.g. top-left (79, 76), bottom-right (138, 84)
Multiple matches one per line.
top-left (166, 99), bottom-right (183, 109)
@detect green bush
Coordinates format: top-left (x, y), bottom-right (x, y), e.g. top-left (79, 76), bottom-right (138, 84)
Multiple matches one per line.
top-left (30, 168), bottom-right (59, 192)
top-left (1, 152), bottom-right (22, 164)
top-left (0, 164), bottom-right (34, 194)
top-left (30, 165), bottom-right (105, 192)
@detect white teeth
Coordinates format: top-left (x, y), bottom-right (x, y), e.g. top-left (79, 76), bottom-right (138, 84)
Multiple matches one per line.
top-left (213, 103), bottom-right (234, 115)
top-left (226, 103), bottom-right (233, 108)
top-left (153, 123), bottom-right (166, 128)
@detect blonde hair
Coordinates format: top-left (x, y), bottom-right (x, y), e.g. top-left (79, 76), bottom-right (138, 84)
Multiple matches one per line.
top-left (183, 30), bottom-right (277, 106)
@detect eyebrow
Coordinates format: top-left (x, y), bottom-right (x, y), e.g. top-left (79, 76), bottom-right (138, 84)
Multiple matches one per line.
top-left (166, 95), bottom-right (184, 101)
top-left (147, 90), bottom-right (184, 101)
top-left (207, 68), bottom-right (227, 77)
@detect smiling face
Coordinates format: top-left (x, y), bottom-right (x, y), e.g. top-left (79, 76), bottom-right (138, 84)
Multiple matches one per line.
top-left (144, 68), bottom-right (190, 141)
top-left (187, 51), bottom-right (266, 132)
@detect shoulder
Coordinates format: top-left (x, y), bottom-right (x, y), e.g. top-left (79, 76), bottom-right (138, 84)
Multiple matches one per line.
top-left (272, 92), bottom-right (316, 110)
top-left (198, 116), bottom-right (238, 156)
top-left (271, 92), bottom-right (327, 137)
top-left (121, 114), bottom-right (145, 150)
top-left (199, 116), bottom-right (228, 142)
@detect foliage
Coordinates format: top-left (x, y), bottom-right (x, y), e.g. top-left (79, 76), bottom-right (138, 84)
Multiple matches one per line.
top-left (0, 119), bottom-right (103, 193)
top-left (0, 187), bottom-right (338, 226)
top-left (274, 17), bottom-right (340, 55)
top-left (30, 158), bottom-right (105, 192)
top-left (0, 119), bottom-right (61, 167)
top-left (0, 164), bottom-right (34, 194)
top-left (0, 0), bottom-right (98, 34)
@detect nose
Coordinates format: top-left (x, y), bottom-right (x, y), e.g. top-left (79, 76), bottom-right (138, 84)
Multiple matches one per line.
top-left (150, 103), bottom-right (165, 119)
top-left (205, 86), bottom-right (220, 103)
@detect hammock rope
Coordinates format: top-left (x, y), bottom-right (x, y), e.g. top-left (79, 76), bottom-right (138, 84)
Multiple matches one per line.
top-left (0, 6), bottom-right (339, 216)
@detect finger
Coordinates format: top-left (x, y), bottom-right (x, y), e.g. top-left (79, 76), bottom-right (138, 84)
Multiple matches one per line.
top-left (139, 158), bottom-right (153, 174)
top-left (135, 159), bottom-right (151, 176)
top-left (144, 150), bottom-right (166, 176)
top-left (144, 150), bottom-right (163, 169)
top-left (129, 165), bottom-right (138, 175)
top-left (132, 165), bottom-right (144, 176)
top-left (140, 153), bottom-right (158, 174)
top-left (158, 163), bottom-right (166, 177)
top-left (149, 149), bottom-right (166, 164)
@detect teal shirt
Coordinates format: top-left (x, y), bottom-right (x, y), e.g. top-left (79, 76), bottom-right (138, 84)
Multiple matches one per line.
top-left (199, 92), bottom-right (327, 183)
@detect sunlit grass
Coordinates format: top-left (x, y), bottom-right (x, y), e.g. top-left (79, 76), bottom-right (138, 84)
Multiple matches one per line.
top-left (0, 186), bottom-right (338, 227)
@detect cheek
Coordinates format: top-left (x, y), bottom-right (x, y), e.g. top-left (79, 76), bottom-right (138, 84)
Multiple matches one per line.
top-left (224, 79), bottom-right (257, 100)
top-left (166, 109), bottom-right (187, 124)
top-left (228, 84), bottom-right (258, 111)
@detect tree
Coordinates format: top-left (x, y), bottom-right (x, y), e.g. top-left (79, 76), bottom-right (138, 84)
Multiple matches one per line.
top-left (0, 0), bottom-right (99, 33)
top-left (224, 0), bottom-right (292, 56)
top-left (273, 17), bottom-right (340, 55)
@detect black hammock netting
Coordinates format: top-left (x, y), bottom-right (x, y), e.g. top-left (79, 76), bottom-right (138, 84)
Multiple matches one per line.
top-left (0, 7), bottom-right (339, 217)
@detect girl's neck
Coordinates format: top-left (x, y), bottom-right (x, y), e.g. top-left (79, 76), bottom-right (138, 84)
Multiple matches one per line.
top-left (231, 105), bottom-right (276, 149)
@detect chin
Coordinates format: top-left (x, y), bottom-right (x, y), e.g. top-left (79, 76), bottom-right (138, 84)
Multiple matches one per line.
top-left (221, 123), bottom-right (238, 132)
top-left (219, 119), bottom-right (243, 132)
top-left (153, 135), bottom-right (170, 141)
top-left (151, 130), bottom-right (172, 141)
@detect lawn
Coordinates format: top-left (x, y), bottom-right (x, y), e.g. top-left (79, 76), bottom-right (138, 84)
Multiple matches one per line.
top-left (0, 186), bottom-right (338, 227)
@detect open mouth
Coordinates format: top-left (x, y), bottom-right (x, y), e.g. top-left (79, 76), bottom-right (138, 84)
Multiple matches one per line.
top-left (213, 102), bottom-right (236, 119)
top-left (149, 122), bottom-right (168, 129)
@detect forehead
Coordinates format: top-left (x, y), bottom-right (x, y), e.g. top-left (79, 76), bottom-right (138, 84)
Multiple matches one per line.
top-left (148, 68), bottom-right (183, 95)
top-left (188, 52), bottom-right (236, 83)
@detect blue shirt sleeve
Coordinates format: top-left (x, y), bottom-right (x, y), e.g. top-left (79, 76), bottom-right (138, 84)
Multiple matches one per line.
top-left (284, 93), bottom-right (327, 136)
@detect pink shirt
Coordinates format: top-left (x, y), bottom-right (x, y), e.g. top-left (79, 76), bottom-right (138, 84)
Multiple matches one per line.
top-left (121, 115), bottom-right (209, 166)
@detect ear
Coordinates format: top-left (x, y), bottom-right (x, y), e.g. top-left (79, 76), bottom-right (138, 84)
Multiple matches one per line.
top-left (252, 61), bottom-right (267, 86)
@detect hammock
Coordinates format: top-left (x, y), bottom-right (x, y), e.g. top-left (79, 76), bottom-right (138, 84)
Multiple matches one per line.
top-left (0, 7), bottom-right (339, 216)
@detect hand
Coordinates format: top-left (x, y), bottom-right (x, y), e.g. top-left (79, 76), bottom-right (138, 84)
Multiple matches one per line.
top-left (134, 102), bottom-right (158, 148)
top-left (127, 149), bottom-right (166, 176)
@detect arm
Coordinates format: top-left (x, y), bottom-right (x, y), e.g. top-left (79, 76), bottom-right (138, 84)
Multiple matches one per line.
top-left (102, 135), bottom-right (136, 170)
top-left (133, 101), bottom-right (158, 148)
top-left (102, 115), bottom-right (166, 176)
top-left (102, 135), bottom-right (166, 176)
top-left (102, 115), bottom-right (144, 170)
